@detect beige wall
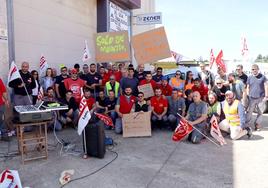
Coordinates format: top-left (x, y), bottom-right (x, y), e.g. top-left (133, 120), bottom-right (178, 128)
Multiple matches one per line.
top-left (13, 0), bottom-right (97, 72)
top-left (132, 0), bottom-right (155, 35)
top-left (0, 0), bottom-right (9, 82)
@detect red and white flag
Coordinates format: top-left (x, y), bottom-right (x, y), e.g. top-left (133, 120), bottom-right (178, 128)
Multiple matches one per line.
top-left (39, 55), bottom-right (49, 77)
top-left (94, 112), bottom-right (114, 127)
top-left (215, 50), bottom-right (226, 72)
top-left (8, 61), bottom-right (21, 83)
top-left (0, 169), bottom-right (22, 188)
top-left (82, 40), bottom-right (91, 62)
top-left (210, 115), bottom-right (226, 146)
top-left (77, 96), bottom-right (91, 135)
top-left (172, 119), bottom-right (193, 142)
top-left (209, 49), bottom-right (215, 69)
top-left (241, 37), bottom-right (248, 57)
top-left (171, 50), bottom-right (183, 63)
top-left (37, 87), bottom-right (44, 102)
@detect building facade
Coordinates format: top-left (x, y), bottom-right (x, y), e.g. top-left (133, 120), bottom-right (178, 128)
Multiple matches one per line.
top-left (0, 0), bottom-right (155, 83)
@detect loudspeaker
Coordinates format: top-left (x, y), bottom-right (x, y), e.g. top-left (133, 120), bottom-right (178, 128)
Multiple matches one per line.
top-left (83, 120), bottom-right (106, 158)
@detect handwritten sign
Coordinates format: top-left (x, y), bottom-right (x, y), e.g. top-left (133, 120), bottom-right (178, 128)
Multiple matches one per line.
top-left (132, 27), bottom-right (171, 65)
top-left (122, 111), bottom-right (152, 138)
top-left (138, 83), bottom-right (154, 98)
top-left (95, 31), bottom-right (131, 63)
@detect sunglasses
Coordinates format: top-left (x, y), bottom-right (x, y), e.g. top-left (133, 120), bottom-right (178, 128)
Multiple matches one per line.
top-left (252, 69), bottom-right (257, 71)
top-left (176, 74), bottom-right (181, 76)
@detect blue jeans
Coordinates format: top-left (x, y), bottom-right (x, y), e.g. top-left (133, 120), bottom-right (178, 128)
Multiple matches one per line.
top-left (189, 123), bottom-right (206, 144)
top-left (0, 105), bottom-right (5, 133)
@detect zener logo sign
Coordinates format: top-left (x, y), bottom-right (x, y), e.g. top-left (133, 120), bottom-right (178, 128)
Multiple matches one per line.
top-left (135, 12), bottom-right (162, 25)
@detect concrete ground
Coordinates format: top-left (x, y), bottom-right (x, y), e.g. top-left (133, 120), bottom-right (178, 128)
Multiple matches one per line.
top-left (0, 115), bottom-right (268, 188)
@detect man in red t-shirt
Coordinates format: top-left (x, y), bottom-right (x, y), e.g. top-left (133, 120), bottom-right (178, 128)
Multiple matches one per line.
top-left (192, 78), bottom-right (208, 101)
top-left (139, 72), bottom-right (157, 90)
top-left (150, 88), bottom-right (168, 129)
top-left (115, 86), bottom-right (136, 134)
top-left (160, 77), bottom-right (173, 96)
top-left (64, 69), bottom-right (86, 104)
top-left (0, 78), bottom-right (9, 135)
top-left (83, 87), bottom-right (95, 111)
top-left (111, 64), bottom-right (122, 82)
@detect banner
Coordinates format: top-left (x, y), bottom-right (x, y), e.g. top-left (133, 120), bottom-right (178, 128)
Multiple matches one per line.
top-left (109, 2), bottom-right (129, 31)
top-left (209, 49), bottom-right (215, 69)
top-left (215, 50), bottom-right (226, 72)
top-left (172, 119), bottom-right (193, 142)
top-left (95, 112), bottom-right (114, 127)
top-left (40, 55), bottom-right (49, 77)
top-left (0, 169), bottom-right (22, 188)
top-left (82, 40), bottom-right (91, 62)
top-left (138, 83), bottom-right (154, 98)
top-left (8, 61), bottom-right (21, 83)
top-left (132, 27), bottom-right (171, 65)
top-left (78, 96), bottom-right (91, 135)
top-left (95, 31), bottom-right (131, 63)
top-left (210, 115), bottom-right (226, 145)
top-left (122, 111), bottom-right (151, 137)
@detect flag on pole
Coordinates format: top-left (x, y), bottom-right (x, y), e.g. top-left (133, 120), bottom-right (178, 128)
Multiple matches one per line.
top-left (209, 49), bottom-right (215, 69)
top-left (82, 40), bottom-right (91, 62)
top-left (210, 115), bottom-right (226, 145)
top-left (77, 96), bottom-right (91, 135)
top-left (171, 50), bottom-right (183, 63)
top-left (172, 119), bottom-right (193, 142)
top-left (8, 61), bottom-right (21, 83)
top-left (39, 55), bottom-right (49, 77)
top-left (241, 37), bottom-right (248, 56)
top-left (37, 87), bottom-right (44, 102)
top-left (215, 50), bottom-right (226, 72)
top-left (94, 112), bottom-right (114, 127)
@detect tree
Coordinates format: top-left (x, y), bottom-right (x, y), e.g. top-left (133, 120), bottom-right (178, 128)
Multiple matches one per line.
top-left (257, 54), bottom-right (263, 60)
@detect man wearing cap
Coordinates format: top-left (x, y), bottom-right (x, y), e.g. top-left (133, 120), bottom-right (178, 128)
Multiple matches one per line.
top-left (198, 62), bottom-right (214, 89)
top-left (185, 91), bottom-right (207, 144)
top-left (160, 77), bottom-right (173, 96)
top-left (246, 64), bottom-right (268, 131)
top-left (220, 90), bottom-right (252, 139)
top-left (64, 69), bottom-right (86, 104)
top-left (227, 73), bottom-right (245, 101)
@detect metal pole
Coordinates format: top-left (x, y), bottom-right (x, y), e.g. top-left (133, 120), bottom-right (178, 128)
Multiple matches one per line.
top-left (6, 0), bottom-right (15, 68)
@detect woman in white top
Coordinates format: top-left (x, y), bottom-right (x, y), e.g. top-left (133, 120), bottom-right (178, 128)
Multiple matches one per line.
top-left (31, 70), bottom-right (40, 105)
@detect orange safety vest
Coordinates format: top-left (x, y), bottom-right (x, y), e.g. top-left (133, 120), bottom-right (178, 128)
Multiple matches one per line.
top-left (223, 100), bottom-right (240, 126)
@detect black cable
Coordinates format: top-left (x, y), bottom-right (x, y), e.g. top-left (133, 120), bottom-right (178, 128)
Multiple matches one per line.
top-left (60, 149), bottom-right (118, 188)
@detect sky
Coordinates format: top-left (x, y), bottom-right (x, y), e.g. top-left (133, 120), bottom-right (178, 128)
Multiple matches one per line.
top-left (155, 0), bottom-right (268, 60)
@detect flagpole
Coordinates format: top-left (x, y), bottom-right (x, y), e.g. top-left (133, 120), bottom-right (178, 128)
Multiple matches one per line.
top-left (20, 78), bottom-right (33, 104)
top-left (177, 113), bottom-right (220, 147)
top-left (83, 129), bottom-right (87, 155)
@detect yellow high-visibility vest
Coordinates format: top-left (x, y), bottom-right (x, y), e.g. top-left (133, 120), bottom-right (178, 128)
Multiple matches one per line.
top-left (223, 100), bottom-right (240, 126)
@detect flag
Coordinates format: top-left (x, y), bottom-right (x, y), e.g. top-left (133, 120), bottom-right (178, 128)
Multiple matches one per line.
top-left (82, 40), bottom-right (91, 62)
top-left (241, 37), bottom-right (248, 56)
top-left (172, 119), bottom-right (193, 142)
top-left (37, 87), bottom-right (44, 102)
top-left (0, 169), bottom-right (22, 188)
top-left (94, 112), bottom-right (114, 127)
top-left (8, 61), bottom-right (21, 83)
top-left (215, 50), bottom-right (226, 72)
top-left (209, 49), bottom-right (215, 69)
top-left (210, 115), bottom-right (226, 145)
top-left (171, 50), bottom-right (183, 63)
top-left (39, 55), bottom-right (49, 76)
top-left (77, 96), bottom-right (91, 135)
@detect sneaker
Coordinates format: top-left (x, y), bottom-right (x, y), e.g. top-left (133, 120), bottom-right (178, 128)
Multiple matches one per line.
top-left (246, 127), bottom-right (253, 138)
top-left (255, 124), bottom-right (261, 131)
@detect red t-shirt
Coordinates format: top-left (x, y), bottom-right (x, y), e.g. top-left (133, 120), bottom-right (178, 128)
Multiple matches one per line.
top-left (101, 72), bottom-right (111, 86)
top-left (0, 79), bottom-right (6, 106)
top-left (112, 71), bottom-right (122, 82)
top-left (192, 83), bottom-right (209, 99)
top-left (160, 84), bottom-right (173, 96)
top-left (150, 96), bottom-right (168, 115)
top-left (86, 97), bottom-right (95, 110)
top-left (64, 78), bottom-right (85, 103)
top-left (139, 79), bottom-right (157, 90)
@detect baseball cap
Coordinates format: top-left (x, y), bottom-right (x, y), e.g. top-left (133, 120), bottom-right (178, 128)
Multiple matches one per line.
top-left (71, 69), bottom-right (78, 74)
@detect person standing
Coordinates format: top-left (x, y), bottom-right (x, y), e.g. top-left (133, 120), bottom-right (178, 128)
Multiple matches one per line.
top-left (85, 63), bottom-right (102, 97)
top-left (55, 66), bottom-right (69, 99)
top-left (152, 67), bottom-right (163, 86)
top-left (246, 64), bottom-right (268, 131)
top-left (40, 68), bottom-right (55, 94)
top-left (31, 70), bottom-right (40, 105)
top-left (192, 78), bottom-right (209, 101)
top-left (120, 67), bottom-right (139, 96)
top-left (198, 62), bottom-right (214, 89)
top-left (9, 62), bottom-right (36, 105)
top-left (0, 78), bottom-right (9, 138)
top-left (236, 64), bottom-right (248, 85)
top-left (169, 70), bottom-right (185, 91)
top-left (105, 75), bottom-right (120, 98)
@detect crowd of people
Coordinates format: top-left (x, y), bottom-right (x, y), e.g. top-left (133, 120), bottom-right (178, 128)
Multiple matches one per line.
top-left (0, 61), bottom-right (268, 144)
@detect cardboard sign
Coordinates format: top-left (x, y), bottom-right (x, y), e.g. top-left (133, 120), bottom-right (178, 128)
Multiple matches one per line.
top-left (122, 111), bottom-right (152, 137)
top-left (138, 83), bottom-right (154, 98)
top-left (95, 31), bottom-right (131, 63)
top-left (132, 27), bottom-right (171, 65)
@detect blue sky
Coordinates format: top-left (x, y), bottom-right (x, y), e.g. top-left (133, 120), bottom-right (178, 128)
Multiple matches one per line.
top-left (156, 0), bottom-right (268, 60)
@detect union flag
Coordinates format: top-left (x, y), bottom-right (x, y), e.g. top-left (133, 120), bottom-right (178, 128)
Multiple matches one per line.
top-left (172, 119), bottom-right (193, 142)
top-left (94, 112), bottom-right (114, 127)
